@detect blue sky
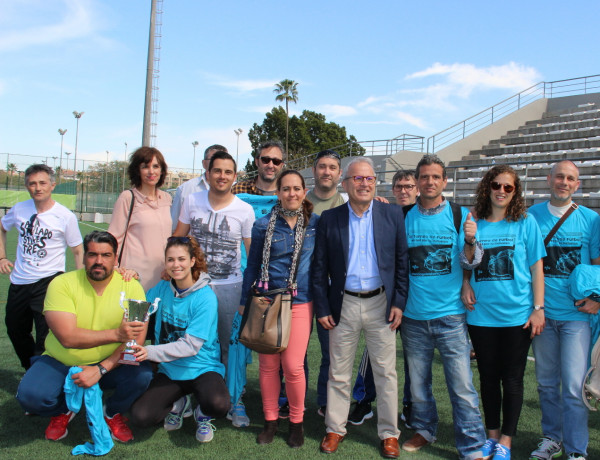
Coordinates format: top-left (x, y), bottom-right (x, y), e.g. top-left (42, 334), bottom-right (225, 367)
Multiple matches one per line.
top-left (0, 0), bottom-right (598, 173)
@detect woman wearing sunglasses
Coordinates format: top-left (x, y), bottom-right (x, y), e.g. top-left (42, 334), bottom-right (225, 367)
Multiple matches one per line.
top-left (462, 165), bottom-right (545, 460)
top-left (240, 170), bottom-right (319, 448)
top-left (129, 236), bottom-right (229, 443)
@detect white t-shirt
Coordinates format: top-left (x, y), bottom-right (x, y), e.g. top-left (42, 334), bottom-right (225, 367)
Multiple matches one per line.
top-left (179, 191), bottom-right (254, 284)
top-left (1, 200), bottom-right (83, 284)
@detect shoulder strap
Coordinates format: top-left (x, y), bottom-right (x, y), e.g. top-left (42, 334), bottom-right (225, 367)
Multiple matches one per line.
top-left (449, 201), bottom-right (462, 235)
top-left (544, 202), bottom-right (578, 247)
top-left (117, 189), bottom-right (135, 267)
top-left (403, 201), bottom-right (461, 234)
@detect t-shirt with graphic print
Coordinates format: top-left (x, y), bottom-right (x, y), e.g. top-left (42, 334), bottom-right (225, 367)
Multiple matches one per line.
top-left (529, 202), bottom-right (600, 322)
top-left (1, 199), bottom-right (82, 284)
top-left (467, 215), bottom-right (545, 327)
top-left (179, 191), bottom-right (255, 285)
top-left (404, 203), bottom-right (473, 320)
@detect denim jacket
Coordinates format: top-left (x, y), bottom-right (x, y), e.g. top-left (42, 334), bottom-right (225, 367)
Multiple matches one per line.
top-left (240, 212), bottom-right (319, 306)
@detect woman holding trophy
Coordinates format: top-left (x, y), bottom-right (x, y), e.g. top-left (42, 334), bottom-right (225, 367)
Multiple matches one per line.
top-left (129, 236), bottom-right (229, 443)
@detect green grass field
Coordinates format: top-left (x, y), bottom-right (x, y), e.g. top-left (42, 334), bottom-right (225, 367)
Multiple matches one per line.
top-left (0, 221), bottom-right (598, 459)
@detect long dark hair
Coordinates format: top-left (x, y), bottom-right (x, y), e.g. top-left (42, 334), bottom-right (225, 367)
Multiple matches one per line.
top-left (165, 236), bottom-right (207, 282)
top-left (474, 165), bottom-right (526, 222)
top-left (128, 146), bottom-right (168, 188)
top-left (276, 169), bottom-right (313, 227)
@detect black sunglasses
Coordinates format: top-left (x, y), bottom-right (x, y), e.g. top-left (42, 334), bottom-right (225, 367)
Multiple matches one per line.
top-left (259, 156), bottom-right (284, 166)
top-left (490, 181), bottom-right (515, 193)
top-left (316, 149), bottom-right (341, 160)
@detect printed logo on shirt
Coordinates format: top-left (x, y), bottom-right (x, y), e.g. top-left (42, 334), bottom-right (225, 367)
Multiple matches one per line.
top-left (158, 311), bottom-right (187, 344)
top-left (19, 216), bottom-right (53, 265)
top-left (408, 244), bottom-right (453, 276)
top-left (190, 213), bottom-right (238, 280)
top-left (543, 245), bottom-right (581, 278)
top-left (475, 245), bottom-right (515, 282)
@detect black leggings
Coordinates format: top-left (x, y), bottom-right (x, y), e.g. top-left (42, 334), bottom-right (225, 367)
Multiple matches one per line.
top-left (468, 324), bottom-right (532, 437)
top-left (130, 371), bottom-right (230, 427)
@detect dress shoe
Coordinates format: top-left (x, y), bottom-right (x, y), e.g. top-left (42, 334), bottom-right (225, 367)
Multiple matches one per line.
top-left (402, 432), bottom-right (430, 452)
top-left (320, 432), bottom-right (344, 453)
top-left (381, 437), bottom-right (400, 458)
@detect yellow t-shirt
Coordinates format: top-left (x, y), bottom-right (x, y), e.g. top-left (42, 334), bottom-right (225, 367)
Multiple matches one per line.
top-left (43, 270), bottom-right (146, 366)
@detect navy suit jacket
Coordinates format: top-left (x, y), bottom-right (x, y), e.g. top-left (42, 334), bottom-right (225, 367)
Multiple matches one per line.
top-left (312, 200), bottom-right (409, 324)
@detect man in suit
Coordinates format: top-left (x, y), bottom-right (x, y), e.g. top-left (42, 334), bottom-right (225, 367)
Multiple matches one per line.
top-left (313, 157), bottom-right (409, 458)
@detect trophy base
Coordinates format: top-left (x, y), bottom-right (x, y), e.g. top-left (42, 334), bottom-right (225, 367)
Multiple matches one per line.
top-left (118, 351), bottom-right (139, 366)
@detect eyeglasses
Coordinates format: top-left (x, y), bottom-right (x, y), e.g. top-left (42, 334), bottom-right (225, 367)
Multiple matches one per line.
top-left (393, 184), bottom-right (416, 191)
top-left (27, 213), bottom-right (38, 235)
top-left (346, 175), bottom-right (376, 185)
top-left (259, 156), bottom-right (284, 166)
top-left (167, 236), bottom-right (191, 244)
top-left (490, 181), bottom-right (515, 193)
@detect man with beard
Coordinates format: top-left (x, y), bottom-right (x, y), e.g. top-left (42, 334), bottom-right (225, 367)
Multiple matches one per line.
top-left (232, 140), bottom-right (285, 195)
top-left (16, 231), bottom-right (152, 444)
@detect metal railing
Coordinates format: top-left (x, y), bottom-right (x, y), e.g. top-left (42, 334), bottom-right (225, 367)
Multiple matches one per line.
top-left (426, 74), bottom-right (600, 153)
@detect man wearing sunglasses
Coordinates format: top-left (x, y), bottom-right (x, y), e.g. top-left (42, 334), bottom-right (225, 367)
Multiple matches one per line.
top-left (0, 164), bottom-right (84, 371)
top-left (232, 140), bottom-right (285, 196)
top-left (314, 157), bottom-right (408, 458)
top-left (170, 144), bottom-right (228, 231)
top-left (528, 160), bottom-right (600, 460)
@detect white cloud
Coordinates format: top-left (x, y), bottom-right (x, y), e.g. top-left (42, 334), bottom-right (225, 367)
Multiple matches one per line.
top-left (0, 0), bottom-right (99, 52)
top-left (202, 73), bottom-right (277, 93)
top-left (317, 104), bottom-right (358, 118)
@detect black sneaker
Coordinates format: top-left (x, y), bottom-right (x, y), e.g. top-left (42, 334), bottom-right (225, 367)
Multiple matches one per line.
top-left (278, 401), bottom-right (290, 419)
top-left (400, 403), bottom-right (412, 429)
top-left (348, 401), bottom-right (373, 425)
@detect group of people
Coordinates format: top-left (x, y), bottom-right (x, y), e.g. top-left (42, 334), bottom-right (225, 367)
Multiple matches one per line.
top-left (1, 142), bottom-right (598, 460)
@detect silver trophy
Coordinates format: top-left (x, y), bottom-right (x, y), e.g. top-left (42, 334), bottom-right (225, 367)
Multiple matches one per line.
top-left (118, 292), bottom-right (160, 365)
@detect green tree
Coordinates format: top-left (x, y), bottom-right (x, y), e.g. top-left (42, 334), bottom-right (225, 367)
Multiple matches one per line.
top-left (247, 107), bottom-right (365, 172)
top-left (7, 163), bottom-right (17, 187)
top-left (274, 79), bottom-right (299, 160)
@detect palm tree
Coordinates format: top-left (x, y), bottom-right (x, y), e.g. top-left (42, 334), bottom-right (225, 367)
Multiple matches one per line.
top-left (274, 79), bottom-right (299, 160)
top-left (7, 163), bottom-right (17, 187)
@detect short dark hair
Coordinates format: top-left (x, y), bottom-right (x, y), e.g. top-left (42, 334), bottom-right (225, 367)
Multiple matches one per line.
top-left (208, 151), bottom-right (236, 172)
top-left (204, 144), bottom-right (228, 160)
top-left (415, 154), bottom-right (446, 179)
top-left (127, 146), bottom-right (168, 188)
top-left (84, 231), bottom-right (118, 254)
top-left (314, 149), bottom-right (341, 168)
top-left (25, 164), bottom-right (55, 184)
top-left (258, 140), bottom-right (285, 158)
top-left (392, 169), bottom-right (416, 185)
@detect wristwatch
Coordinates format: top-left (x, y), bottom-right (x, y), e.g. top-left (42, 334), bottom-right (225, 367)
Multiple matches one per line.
top-left (533, 305), bottom-right (545, 311)
top-left (97, 363), bottom-right (108, 376)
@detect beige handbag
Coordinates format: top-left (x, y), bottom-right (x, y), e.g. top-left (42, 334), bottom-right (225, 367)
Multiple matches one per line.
top-left (239, 287), bottom-right (292, 354)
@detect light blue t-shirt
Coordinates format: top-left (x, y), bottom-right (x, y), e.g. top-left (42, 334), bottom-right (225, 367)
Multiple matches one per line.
top-left (147, 280), bottom-right (225, 380)
top-left (467, 215), bottom-right (545, 327)
top-left (529, 202), bottom-right (600, 321)
top-left (404, 204), bottom-right (471, 320)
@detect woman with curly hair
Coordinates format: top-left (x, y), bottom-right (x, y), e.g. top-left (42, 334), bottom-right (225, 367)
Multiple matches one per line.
top-left (240, 169), bottom-right (319, 448)
top-left (462, 164), bottom-right (546, 460)
top-left (130, 236), bottom-right (229, 443)
top-left (108, 146), bottom-right (172, 291)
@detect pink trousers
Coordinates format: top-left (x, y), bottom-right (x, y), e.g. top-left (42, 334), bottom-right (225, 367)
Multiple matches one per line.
top-left (259, 301), bottom-right (312, 423)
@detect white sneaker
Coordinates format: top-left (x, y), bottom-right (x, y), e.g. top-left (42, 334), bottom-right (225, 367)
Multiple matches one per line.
top-left (226, 400), bottom-right (250, 427)
top-left (530, 437), bottom-right (562, 459)
top-left (194, 406), bottom-right (216, 443)
top-left (164, 395), bottom-right (192, 431)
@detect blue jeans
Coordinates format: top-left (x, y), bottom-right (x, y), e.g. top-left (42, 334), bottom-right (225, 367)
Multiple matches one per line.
top-left (16, 355), bottom-right (153, 417)
top-left (532, 319), bottom-right (591, 456)
top-left (401, 314), bottom-right (485, 460)
top-left (316, 320), bottom-right (329, 407)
